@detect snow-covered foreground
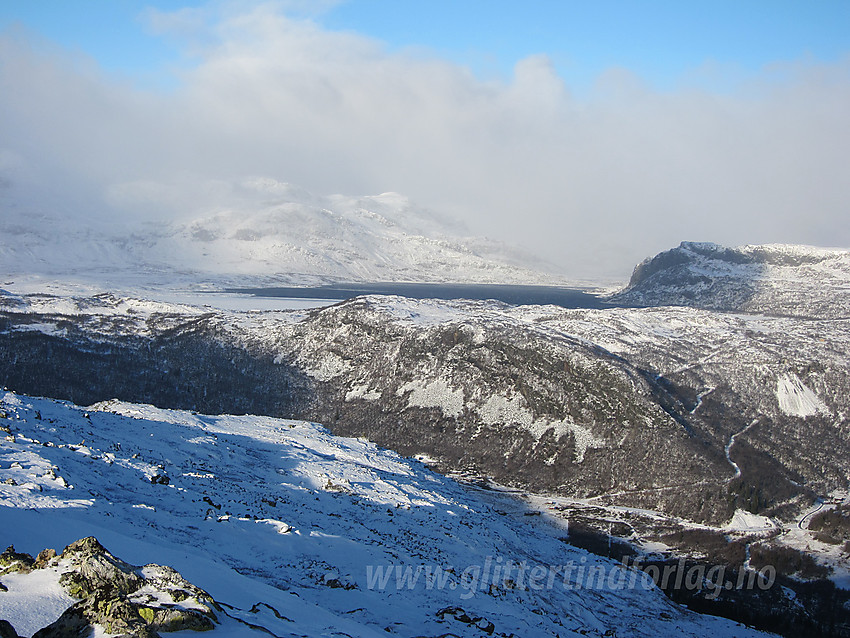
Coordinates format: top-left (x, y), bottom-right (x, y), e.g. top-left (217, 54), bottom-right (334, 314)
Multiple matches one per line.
top-left (0, 391), bottom-right (770, 637)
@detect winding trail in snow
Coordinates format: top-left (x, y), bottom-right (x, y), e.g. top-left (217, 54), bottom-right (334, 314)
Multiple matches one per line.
top-left (725, 418), bottom-right (760, 481)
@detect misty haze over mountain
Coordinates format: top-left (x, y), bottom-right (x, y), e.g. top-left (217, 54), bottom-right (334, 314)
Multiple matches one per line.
top-left (1, 4), bottom-right (849, 279)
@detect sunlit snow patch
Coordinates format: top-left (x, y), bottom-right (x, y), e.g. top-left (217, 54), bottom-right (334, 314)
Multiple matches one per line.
top-left (0, 563), bottom-right (77, 637)
top-left (300, 352), bottom-right (352, 381)
top-left (477, 393), bottom-right (604, 462)
top-left (776, 373), bottom-right (828, 417)
top-left (396, 378), bottom-right (465, 418)
top-left (725, 509), bottom-right (777, 534)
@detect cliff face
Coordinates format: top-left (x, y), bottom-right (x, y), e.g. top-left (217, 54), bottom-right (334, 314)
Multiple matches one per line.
top-left (610, 242), bottom-right (850, 319)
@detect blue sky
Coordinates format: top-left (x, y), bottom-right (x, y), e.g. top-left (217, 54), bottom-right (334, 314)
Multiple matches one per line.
top-left (324, 0), bottom-right (850, 91)
top-left (2, 0), bottom-right (848, 92)
top-left (1, 1), bottom-right (849, 278)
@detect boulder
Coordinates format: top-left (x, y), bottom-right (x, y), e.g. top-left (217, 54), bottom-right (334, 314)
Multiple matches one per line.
top-left (17, 537), bottom-right (219, 638)
top-left (0, 546), bottom-right (34, 575)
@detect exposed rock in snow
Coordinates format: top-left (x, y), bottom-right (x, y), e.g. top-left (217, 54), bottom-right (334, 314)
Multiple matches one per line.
top-left (0, 620), bottom-right (17, 638)
top-left (0, 537), bottom-right (217, 638)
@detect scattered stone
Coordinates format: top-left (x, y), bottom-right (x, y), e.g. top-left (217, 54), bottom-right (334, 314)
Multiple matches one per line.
top-left (2, 478), bottom-right (16, 486)
top-left (436, 606), bottom-right (494, 630)
top-left (248, 602), bottom-right (293, 622)
top-left (476, 619), bottom-right (495, 634)
top-left (150, 474), bottom-right (170, 485)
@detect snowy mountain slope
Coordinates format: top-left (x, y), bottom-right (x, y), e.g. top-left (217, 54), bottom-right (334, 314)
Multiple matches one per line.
top-left (1, 242), bottom-right (849, 633)
top-left (0, 391), bottom-right (770, 637)
top-left (608, 242), bottom-right (850, 318)
top-left (2, 287), bottom-right (849, 531)
top-left (0, 179), bottom-right (563, 287)
top-left (0, 290), bottom-right (731, 521)
top-left (271, 296), bottom-right (850, 521)
top-left (507, 304), bottom-right (850, 510)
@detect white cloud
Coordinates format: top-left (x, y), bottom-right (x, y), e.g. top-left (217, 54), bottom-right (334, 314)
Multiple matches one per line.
top-left (1, 4), bottom-right (848, 279)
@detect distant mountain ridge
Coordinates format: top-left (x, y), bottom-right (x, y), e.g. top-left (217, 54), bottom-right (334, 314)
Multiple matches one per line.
top-left (609, 241), bottom-right (850, 318)
top-left (0, 179), bottom-right (564, 287)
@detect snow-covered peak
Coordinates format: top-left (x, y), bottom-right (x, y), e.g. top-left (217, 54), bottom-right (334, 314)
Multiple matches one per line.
top-left (0, 180), bottom-right (564, 288)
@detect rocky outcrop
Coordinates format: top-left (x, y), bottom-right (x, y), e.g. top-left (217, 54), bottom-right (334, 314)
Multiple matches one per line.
top-left (5, 537), bottom-right (219, 638)
top-left (0, 546), bottom-right (35, 576)
top-left (609, 242), bottom-right (850, 318)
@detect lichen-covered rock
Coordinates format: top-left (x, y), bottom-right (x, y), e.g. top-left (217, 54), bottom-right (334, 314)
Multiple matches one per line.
top-left (87, 598), bottom-right (155, 638)
top-left (18, 537), bottom-right (219, 638)
top-left (59, 537), bottom-right (143, 599)
top-left (133, 564), bottom-right (220, 620)
top-left (136, 607), bottom-right (215, 633)
top-left (31, 603), bottom-right (98, 638)
top-left (0, 546), bottom-right (34, 575)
